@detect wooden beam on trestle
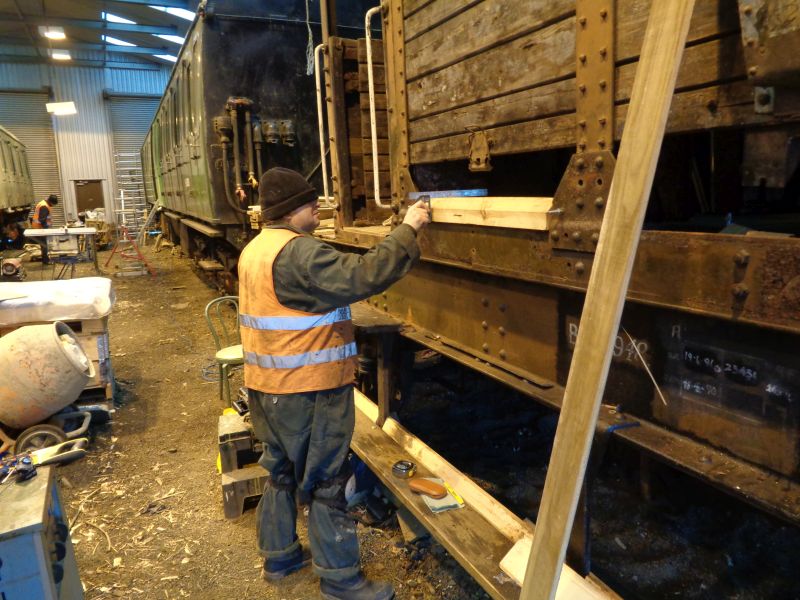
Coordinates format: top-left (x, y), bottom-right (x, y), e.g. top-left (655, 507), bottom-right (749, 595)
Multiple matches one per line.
top-left (519, 1), bottom-right (697, 599)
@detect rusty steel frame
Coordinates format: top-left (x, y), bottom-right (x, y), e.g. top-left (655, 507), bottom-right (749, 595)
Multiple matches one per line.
top-left (335, 224), bottom-right (800, 336)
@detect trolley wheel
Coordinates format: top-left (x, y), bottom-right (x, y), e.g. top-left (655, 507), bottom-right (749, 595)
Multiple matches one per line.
top-left (14, 424), bottom-right (68, 454)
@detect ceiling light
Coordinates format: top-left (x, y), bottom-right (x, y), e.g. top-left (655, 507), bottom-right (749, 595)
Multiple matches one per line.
top-left (50, 50), bottom-right (72, 61)
top-left (46, 101), bottom-right (77, 115)
top-left (102, 35), bottom-right (136, 47)
top-left (153, 34), bottom-right (185, 45)
top-left (154, 54), bottom-right (177, 63)
top-left (102, 12), bottom-right (137, 25)
top-left (149, 6), bottom-right (195, 21)
top-left (39, 26), bottom-right (66, 40)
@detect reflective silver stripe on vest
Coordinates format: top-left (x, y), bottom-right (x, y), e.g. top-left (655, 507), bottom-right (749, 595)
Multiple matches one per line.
top-left (244, 341), bottom-right (358, 370)
top-left (240, 306), bottom-right (351, 331)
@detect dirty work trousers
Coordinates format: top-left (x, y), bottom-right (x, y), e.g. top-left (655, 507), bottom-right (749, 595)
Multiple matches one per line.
top-left (248, 384), bottom-right (360, 582)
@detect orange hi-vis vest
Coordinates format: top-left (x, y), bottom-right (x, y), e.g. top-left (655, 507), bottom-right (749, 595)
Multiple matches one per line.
top-left (32, 199), bottom-right (51, 228)
top-left (238, 228), bottom-right (357, 394)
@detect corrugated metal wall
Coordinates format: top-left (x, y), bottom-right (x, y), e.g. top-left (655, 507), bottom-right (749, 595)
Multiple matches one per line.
top-left (0, 50), bottom-right (170, 222)
top-left (108, 97), bottom-right (160, 229)
top-left (0, 92), bottom-right (65, 225)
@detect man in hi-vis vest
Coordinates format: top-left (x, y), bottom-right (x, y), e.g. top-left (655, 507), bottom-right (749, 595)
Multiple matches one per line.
top-left (239, 167), bottom-right (429, 600)
top-left (31, 194), bottom-right (59, 264)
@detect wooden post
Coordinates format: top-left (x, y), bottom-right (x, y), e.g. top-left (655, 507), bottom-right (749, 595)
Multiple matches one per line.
top-left (376, 332), bottom-right (396, 427)
top-left (519, 1), bottom-right (696, 599)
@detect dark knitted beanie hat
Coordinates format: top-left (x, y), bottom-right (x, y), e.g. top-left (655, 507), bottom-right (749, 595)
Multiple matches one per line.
top-left (259, 167), bottom-right (317, 220)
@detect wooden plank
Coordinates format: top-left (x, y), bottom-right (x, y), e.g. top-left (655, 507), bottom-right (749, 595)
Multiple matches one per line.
top-left (429, 196), bottom-right (552, 230)
top-left (407, 18), bottom-right (574, 120)
top-left (405, 0), bottom-right (483, 38)
top-left (359, 92), bottom-right (387, 110)
top-left (409, 79), bottom-right (772, 164)
top-left (520, 2), bottom-right (697, 599)
top-left (325, 38), bottom-right (354, 227)
top-left (408, 34), bottom-right (745, 142)
top-left (357, 38), bottom-right (384, 65)
top-left (404, 0), bottom-right (741, 123)
top-left (352, 391), bottom-right (614, 600)
top-left (406, 0), bottom-right (572, 80)
top-left (362, 154), bottom-right (391, 172)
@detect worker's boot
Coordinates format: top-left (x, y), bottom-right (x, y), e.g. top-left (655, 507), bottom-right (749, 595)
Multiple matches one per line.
top-left (320, 573), bottom-right (395, 600)
top-left (261, 546), bottom-right (312, 581)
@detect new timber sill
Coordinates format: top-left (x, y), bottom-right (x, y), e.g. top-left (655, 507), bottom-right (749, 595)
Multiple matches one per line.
top-left (351, 391), bottom-right (615, 600)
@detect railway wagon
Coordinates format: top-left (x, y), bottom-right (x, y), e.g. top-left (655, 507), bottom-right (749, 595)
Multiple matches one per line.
top-left (143, 0), bottom-right (800, 596)
top-left (318, 0), bottom-right (800, 596)
top-left (140, 0), bottom-right (375, 289)
top-left (0, 125), bottom-right (34, 222)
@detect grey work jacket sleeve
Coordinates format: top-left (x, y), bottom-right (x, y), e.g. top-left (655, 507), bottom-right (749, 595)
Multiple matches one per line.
top-left (273, 224), bottom-right (420, 313)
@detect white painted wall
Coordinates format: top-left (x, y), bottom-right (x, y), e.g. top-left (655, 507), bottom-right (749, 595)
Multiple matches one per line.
top-left (0, 49), bottom-right (170, 221)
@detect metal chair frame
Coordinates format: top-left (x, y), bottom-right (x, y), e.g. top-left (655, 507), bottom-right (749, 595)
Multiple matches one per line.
top-left (204, 295), bottom-right (243, 405)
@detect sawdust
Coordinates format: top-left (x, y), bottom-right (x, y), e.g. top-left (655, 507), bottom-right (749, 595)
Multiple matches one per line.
top-left (57, 247), bottom-right (486, 600)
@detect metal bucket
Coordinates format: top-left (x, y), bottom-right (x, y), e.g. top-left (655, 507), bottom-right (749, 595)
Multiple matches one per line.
top-left (0, 321), bottom-right (94, 429)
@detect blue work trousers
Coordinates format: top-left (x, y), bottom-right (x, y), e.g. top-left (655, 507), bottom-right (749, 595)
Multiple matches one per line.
top-left (248, 384), bottom-right (360, 582)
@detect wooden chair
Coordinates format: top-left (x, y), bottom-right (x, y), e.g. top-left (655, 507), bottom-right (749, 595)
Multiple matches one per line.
top-left (205, 296), bottom-right (244, 405)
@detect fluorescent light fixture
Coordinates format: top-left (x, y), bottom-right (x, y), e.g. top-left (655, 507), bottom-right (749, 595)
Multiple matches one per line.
top-left (39, 25), bottom-right (66, 40)
top-left (149, 6), bottom-right (195, 21)
top-left (102, 12), bottom-right (137, 25)
top-left (153, 34), bottom-right (185, 45)
top-left (50, 49), bottom-right (72, 61)
top-left (154, 54), bottom-right (178, 63)
top-left (46, 101), bottom-right (77, 115)
top-left (102, 35), bottom-right (137, 47)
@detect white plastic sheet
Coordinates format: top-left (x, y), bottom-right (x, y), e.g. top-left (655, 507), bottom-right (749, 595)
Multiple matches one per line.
top-left (0, 277), bottom-right (115, 325)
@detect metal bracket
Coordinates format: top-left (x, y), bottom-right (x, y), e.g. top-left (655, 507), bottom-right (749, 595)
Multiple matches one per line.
top-left (549, 151), bottom-right (616, 253)
top-left (575, 0), bottom-right (615, 153)
top-left (467, 127), bottom-right (492, 172)
top-left (754, 86), bottom-right (775, 114)
top-left (738, 0), bottom-right (800, 86)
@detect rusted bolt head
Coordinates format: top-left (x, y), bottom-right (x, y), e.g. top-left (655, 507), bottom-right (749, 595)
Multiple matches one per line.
top-left (579, 54), bottom-right (587, 63)
top-left (746, 38), bottom-right (756, 47)
top-left (499, 326), bottom-right (506, 336)
top-left (481, 320), bottom-right (489, 330)
top-left (578, 141), bottom-right (587, 150)
top-left (734, 250), bottom-right (751, 267)
top-left (571, 231), bottom-right (582, 242)
top-left (743, 5), bottom-right (752, 15)
top-left (576, 198), bottom-right (585, 209)
top-left (579, 119), bottom-right (587, 128)
top-left (598, 138), bottom-right (606, 148)
top-left (550, 229), bottom-right (560, 240)
top-left (757, 91), bottom-right (772, 106)
top-left (599, 80), bottom-right (607, 89)
top-left (598, 117), bottom-right (607, 126)
top-left (499, 303), bottom-right (507, 312)
top-left (731, 283), bottom-right (749, 300)
top-left (499, 349), bottom-right (507, 359)
top-left (595, 156), bottom-right (604, 169)
top-left (579, 16), bottom-right (587, 26)
top-left (748, 66), bottom-right (758, 77)
top-left (481, 297), bottom-right (489, 307)
top-left (579, 84), bottom-right (587, 93)
top-left (599, 47), bottom-right (607, 57)
top-left (600, 8), bottom-right (608, 18)
top-left (576, 261), bottom-right (586, 275)
top-left (594, 196), bottom-right (605, 208)
top-left (591, 232), bottom-right (600, 243)
top-left (576, 157), bottom-right (586, 169)
top-left (482, 343), bottom-right (490, 352)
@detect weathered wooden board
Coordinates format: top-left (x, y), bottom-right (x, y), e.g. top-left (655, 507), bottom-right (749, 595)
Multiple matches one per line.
top-left (406, 0), bottom-right (573, 79)
top-left (408, 34), bottom-right (745, 144)
top-left (520, 1), bottom-right (696, 597)
top-left (352, 391), bottom-right (614, 600)
top-left (407, 18), bottom-right (575, 120)
top-left (430, 196), bottom-right (552, 230)
top-left (410, 80), bottom-right (772, 164)
top-left (357, 38), bottom-right (384, 65)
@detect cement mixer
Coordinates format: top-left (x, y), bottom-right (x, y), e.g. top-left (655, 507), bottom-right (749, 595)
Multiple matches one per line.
top-left (0, 322), bottom-right (94, 454)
